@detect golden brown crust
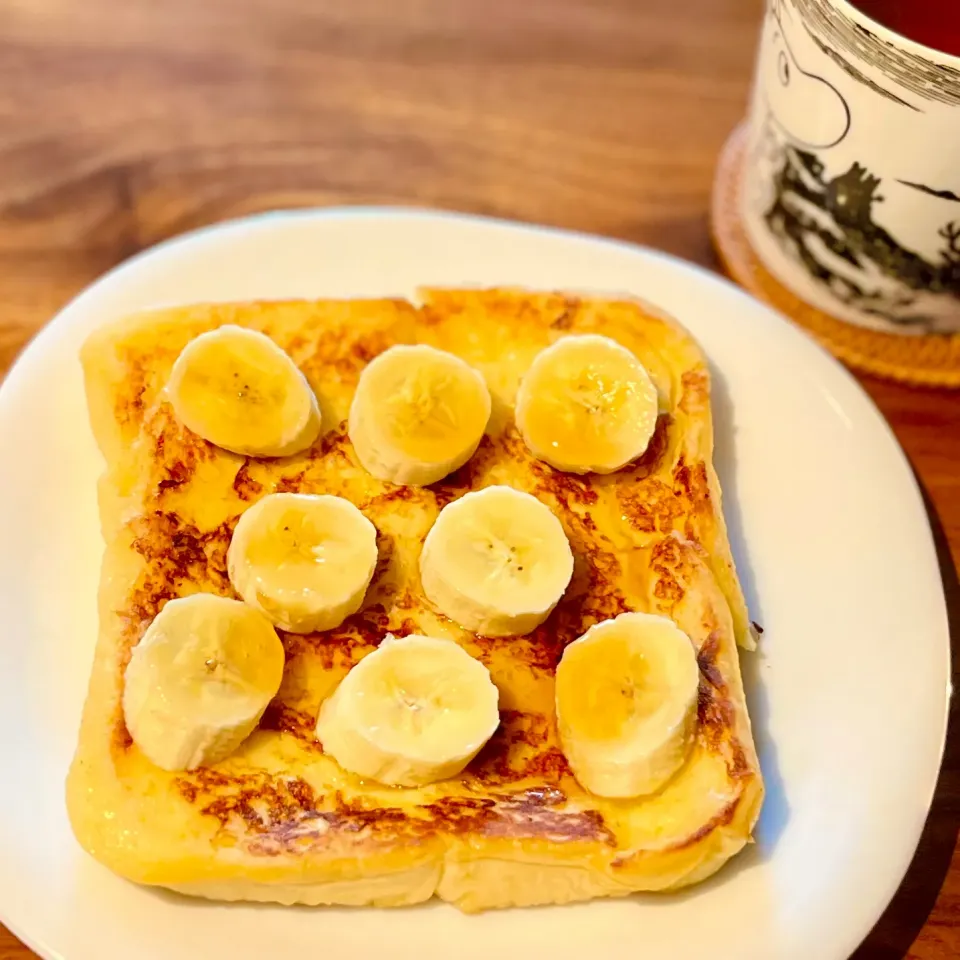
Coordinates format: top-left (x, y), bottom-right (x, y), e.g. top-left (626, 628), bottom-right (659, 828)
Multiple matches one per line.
top-left (66, 290), bottom-right (762, 910)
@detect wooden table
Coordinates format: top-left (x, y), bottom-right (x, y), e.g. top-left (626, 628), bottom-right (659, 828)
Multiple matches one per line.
top-left (0, 0), bottom-right (956, 956)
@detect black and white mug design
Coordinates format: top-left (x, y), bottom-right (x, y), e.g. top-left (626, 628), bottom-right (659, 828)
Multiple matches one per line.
top-left (743, 0), bottom-right (960, 335)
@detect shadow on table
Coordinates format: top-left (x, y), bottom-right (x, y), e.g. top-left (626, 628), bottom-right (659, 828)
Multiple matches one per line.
top-left (852, 477), bottom-right (959, 959)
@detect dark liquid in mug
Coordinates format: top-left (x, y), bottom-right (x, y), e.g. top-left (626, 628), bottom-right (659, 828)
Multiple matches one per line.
top-left (849, 0), bottom-right (960, 56)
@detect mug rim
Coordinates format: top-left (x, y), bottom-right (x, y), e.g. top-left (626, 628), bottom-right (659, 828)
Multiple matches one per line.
top-left (833, 0), bottom-right (960, 68)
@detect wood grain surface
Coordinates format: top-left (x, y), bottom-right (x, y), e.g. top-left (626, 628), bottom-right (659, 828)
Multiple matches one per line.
top-left (0, 0), bottom-right (956, 956)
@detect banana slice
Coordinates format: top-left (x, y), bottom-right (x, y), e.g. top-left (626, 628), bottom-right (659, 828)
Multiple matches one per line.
top-left (348, 344), bottom-right (491, 485)
top-left (227, 493), bottom-right (378, 634)
top-left (122, 594), bottom-right (285, 772)
top-left (515, 334), bottom-right (659, 474)
top-left (167, 325), bottom-right (321, 457)
top-left (555, 611), bottom-right (699, 798)
top-left (419, 485), bottom-right (574, 637)
top-left (315, 634), bottom-right (500, 787)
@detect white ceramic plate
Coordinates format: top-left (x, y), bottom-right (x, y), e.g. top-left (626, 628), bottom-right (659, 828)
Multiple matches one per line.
top-left (0, 209), bottom-right (949, 960)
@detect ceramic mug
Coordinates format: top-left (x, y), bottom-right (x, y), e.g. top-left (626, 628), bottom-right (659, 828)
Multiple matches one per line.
top-left (742, 0), bottom-right (960, 335)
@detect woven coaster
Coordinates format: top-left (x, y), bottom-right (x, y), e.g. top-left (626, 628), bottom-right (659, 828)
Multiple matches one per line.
top-left (711, 123), bottom-right (960, 388)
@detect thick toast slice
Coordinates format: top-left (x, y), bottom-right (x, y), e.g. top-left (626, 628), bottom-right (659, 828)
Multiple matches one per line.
top-left (67, 290), bottom-right (763, 912)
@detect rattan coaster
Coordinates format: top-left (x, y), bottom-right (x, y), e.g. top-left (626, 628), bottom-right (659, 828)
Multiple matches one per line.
top-left (711, 123), bottom-right (960, 388)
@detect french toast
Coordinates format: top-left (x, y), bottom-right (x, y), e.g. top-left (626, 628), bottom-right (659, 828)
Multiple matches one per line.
top-left (67, 289), bottom-right (763, 912)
